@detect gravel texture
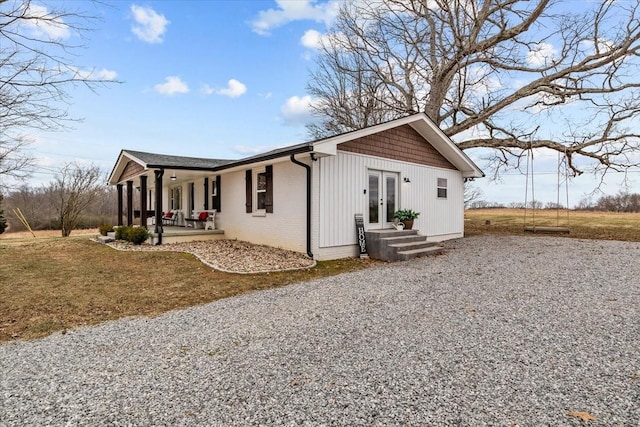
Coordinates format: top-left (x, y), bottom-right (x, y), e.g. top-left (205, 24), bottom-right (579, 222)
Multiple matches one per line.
top-left (2, 235), bottom-right (639, 426)
top-left (106, 239), bottom-right (316, 273)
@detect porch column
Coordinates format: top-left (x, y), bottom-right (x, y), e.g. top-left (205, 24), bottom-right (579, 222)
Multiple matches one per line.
top-left (116, 184), bottom-right (123, 226)
top-left (203, 177), bottom-right (209, 210)
top-left (126, 180), bottom-right (134, 226)
top-left (154, 169), bottom-right (164, 244)
top-left (140, 175), bottom-right (148, 229)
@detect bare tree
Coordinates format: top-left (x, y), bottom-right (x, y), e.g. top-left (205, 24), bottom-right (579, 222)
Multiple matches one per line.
top-left (50, 162), bottom-right (102, 237)
top-left (0, 0), bottom-right (115, 185)
top-left (308, 0), bottom-right (640, 177)
top-left (3, 181), bottom-right (117, 232)
top-left (464, 181), bottom-right (484, 208)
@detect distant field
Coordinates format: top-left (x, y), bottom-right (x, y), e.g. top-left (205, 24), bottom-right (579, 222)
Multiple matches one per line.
top-left (465, 208), bottom-right (640, 241)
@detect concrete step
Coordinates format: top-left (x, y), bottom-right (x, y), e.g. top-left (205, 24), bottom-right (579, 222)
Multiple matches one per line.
top-left (365, 229), bottom-right (419, 260)
top-left (98, 235), bottom-right (115, 243)
top-left (382, 235), bottom-right (427, 245)
top-left (365, 228), bottom-right (445, 261)
top-left (396, 245), bottom-right (445, 261)
top-left (366, 229), bottom-right (418, 238)
top-left (388, 240), bottom-right (438, 251)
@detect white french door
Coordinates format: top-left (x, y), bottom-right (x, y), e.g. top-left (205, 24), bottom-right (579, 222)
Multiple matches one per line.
top-left (367, 170), bottom-right (398, 229)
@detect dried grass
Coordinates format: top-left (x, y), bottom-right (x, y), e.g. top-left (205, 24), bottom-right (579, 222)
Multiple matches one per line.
top-left (465, 208), bottom-right (640, 241)
top-left (0, 237), bottom-right (374, 342)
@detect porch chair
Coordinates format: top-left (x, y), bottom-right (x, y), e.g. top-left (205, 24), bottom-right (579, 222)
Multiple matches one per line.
top-left (162, 210), bottom-right (177, 226)
top-left (205, 210), bottom-right (216, 230)
top-left (189, 211), bottom-right (209, 229)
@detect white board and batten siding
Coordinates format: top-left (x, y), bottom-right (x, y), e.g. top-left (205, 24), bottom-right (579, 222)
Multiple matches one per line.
top-left (313, 151), bottom-right (464, 260)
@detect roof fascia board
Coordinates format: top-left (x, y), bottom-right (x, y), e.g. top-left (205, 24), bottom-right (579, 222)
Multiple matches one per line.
top-left (107, 150), bottom-right (126, 185)
top-left (408, 119), bottom-right (485, 178)
top-left (212, 145), bottom-right (312, 173)
top-left (108, 150), bottom-right (149, 185)
top-left (122, 151), bottom-right (148, 168)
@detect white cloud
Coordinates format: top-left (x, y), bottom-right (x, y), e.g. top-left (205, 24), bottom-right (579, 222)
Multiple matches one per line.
top-left (301, 29), bottom-right (323, 49)
top-left (580, 39), bottom-right (616, 55)
top-left (526, 42), bottom-right (558, 67)
top-left (71, 67), bottom-right (118, 81)
top-left (131, 5), bottom-right (169, 44)
top-left (281, 95), bottom-right (317, 126)
top-left (22, 4), bottom-right (70, 40)
top-left (201, 79), bottom-right (248, 98)
top-left (217, 79), bottom-right (247, 98)
top-left (96, 69), bottom-right (118, 80)
top-left (251, 0), bottom-right (341, 35)
top-left (154, 76), bottom-right (189, 95)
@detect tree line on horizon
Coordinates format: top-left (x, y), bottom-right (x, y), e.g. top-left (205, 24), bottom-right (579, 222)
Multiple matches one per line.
top-left (0, 164), bottom-right (116, 235)
top-left (467, 192), bottom-right (640, 213)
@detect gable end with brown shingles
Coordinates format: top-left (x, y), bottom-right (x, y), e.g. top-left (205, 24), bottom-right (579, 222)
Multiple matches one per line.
top-left (337, 124), bottom-right (456, 170)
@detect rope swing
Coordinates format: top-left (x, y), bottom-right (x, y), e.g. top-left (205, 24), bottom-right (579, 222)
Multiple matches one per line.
top-left (523, 148), bottom-right (571, 234)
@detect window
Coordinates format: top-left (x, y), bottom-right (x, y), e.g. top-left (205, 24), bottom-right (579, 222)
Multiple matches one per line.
top-left (256, 171), bottom-right (267, 210)
top-left (245, 166), bottom-right (273, 214)
top-left (170, 186), bottom-right (182, 209)
top-left (437, 178), bottom-right (447, 199)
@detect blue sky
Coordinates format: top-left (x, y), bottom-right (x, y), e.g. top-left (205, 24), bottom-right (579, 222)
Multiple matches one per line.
top-left (11, 0), bottom-right (638, 206)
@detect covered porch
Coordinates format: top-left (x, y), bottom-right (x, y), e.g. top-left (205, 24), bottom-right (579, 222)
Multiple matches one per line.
top-left (107, 150), bottom-right (231, 245)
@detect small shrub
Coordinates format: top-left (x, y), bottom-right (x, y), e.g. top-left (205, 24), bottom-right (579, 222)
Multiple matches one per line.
top-left (98, 224), bottom-right (114, 236)
top-left (127, 227), bottom-right (149, 245)
top-left (114, 226), bottom-right (129, 240)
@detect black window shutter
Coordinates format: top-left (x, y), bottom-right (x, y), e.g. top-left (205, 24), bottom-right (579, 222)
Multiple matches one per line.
top-left (245, 170), bottom-right (252, 213)
top-left (215, 175), bottom-right (221, 212)
top-left (190, 183), bottom-right (195, 212)
top-left (265, 165), bottom-right (273, 213)
top-left (203, 178), bottom-right (209, 210)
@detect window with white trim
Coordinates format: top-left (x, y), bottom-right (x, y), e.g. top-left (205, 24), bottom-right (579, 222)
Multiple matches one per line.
top-left (437, 178), bottom-right (448, 199)
top-left (256, 170), bottom-right (267, 211)
top-left (245, 165), bottom-right (273, 214)
top-left (170, 186), bottom-right (182, 209)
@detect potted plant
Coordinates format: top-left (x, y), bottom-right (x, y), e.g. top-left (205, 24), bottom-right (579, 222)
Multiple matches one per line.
top-left (394, 209), bottom-right (420, 230)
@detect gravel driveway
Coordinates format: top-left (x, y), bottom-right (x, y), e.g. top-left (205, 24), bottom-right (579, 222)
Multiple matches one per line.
top-left (1, 235), bottom-right (638, 426)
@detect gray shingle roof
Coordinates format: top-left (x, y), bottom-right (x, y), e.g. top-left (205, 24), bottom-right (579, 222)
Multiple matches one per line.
top-left (123, 150), bottom-right (234, 170)
top-left (123, 141), bottom-right (312, 172)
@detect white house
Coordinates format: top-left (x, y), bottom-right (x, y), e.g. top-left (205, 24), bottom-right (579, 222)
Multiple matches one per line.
top-left (107, 113), bottom-right (484, 260)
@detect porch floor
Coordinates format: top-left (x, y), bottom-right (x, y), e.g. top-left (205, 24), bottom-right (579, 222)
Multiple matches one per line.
top-left (148, 226), bottom-right (225, 245)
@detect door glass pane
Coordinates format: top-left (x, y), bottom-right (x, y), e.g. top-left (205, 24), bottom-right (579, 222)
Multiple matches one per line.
top-left (386, 175), bottom-right (396, 222)
top-left (368, 174), bottom-right (379, 224)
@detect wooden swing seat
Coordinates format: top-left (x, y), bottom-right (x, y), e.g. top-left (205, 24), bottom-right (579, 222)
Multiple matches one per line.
top-left (524, 226), bottom-right (570, 234)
